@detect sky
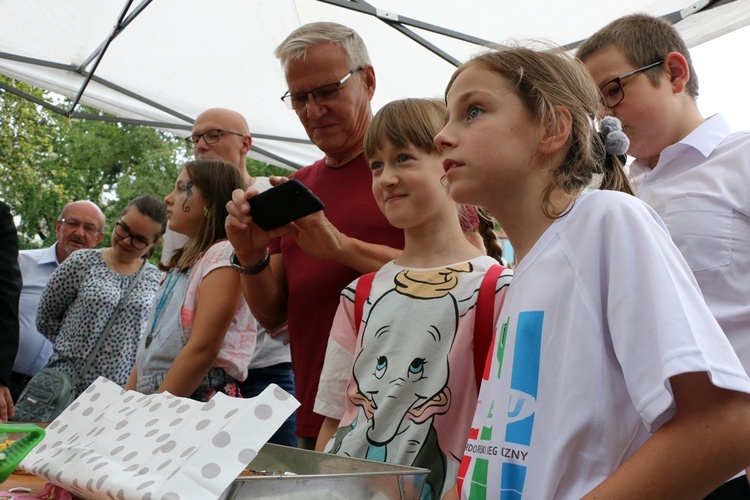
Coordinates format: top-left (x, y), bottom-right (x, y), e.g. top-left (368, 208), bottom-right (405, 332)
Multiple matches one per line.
top-left (690, 24), bottom-right (750, 130)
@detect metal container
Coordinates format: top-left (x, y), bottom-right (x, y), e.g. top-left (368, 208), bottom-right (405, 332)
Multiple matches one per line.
top-left (219, 443), bottom-right (429, 500)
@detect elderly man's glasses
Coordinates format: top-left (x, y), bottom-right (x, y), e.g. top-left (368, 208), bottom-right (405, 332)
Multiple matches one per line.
top-left (281, 67), bottom-right (364, 110)
top-left (600, 60), bottom-right (664, 109)
top-left (59, 218), bottom-right (101, 236)
top-left (185, 129), bottom-right (244, 147)
top-left (114, 221), bottom-right (153, 250)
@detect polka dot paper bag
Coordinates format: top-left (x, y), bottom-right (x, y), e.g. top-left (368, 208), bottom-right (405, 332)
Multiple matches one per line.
top-left (20, 377), bottom-right (299, 499)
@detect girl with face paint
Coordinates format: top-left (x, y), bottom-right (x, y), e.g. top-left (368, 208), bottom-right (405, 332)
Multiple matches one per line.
top-left (125, 159), bottom-right (257, 401)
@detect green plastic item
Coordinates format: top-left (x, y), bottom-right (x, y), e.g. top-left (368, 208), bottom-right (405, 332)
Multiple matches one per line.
top-left (0, 422), bottom-right (46, 482)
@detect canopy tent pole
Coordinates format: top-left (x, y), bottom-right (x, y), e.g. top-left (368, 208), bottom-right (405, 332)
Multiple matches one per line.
top-left (320, 0), bottom-right (493, 66)
top-left (67, 0), bottom-right (136, 117)
top-left (0, 51), bottom-right (195, 124)
top-left (563, 0), bottom-right (737, 50)
top-left (78, 0), bottom-right (154, 71)
top-left (1, 0), bottom-right (747, 170)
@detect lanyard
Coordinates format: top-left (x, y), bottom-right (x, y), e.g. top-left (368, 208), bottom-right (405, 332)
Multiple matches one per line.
top-left (145, 271), bottom-right (181, 348)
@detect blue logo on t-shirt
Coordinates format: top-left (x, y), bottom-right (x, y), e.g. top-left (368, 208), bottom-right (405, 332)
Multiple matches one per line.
top-left (501, 311), bottom-right (543, 498)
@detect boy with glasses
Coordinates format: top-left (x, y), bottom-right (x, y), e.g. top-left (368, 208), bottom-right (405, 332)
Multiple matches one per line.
top-left (11, 200), bottom-right (104, 401)
top-left (578, 14), bottom-right (750, 498)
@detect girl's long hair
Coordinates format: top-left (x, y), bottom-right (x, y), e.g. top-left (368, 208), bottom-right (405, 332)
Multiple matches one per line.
top-left (165, 159), bottom-right (246, 272)
top-left (446, 45), bottom-right (634, 219)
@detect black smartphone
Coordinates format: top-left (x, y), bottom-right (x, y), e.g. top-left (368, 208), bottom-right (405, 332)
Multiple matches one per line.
top-left (249, 178), bottom-right (325, 231)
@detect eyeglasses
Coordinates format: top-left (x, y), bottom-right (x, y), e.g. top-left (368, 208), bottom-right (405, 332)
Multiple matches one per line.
top-left (281, 67), bottom-right (364, 110)
top-left (185, 129), bottom-right (244, 147)
top-left (114, 221), bottom-right (153, 250)
top-left (59, 218), bottom-right (101, 236)
top-left (600, 60), bottom-right (664, 109)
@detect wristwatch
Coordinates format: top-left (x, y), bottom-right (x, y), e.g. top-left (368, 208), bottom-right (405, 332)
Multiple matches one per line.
top-left (230, 249), bottom-right (270, 275)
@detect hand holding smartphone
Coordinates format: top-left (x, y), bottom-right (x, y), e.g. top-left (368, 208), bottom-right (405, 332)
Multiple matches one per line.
top-left (248, 178), bottom-right (325, 231)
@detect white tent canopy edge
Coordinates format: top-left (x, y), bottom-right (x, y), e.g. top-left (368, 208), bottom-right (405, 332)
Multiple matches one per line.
top-left (0, 0), bottom-right (747, 170)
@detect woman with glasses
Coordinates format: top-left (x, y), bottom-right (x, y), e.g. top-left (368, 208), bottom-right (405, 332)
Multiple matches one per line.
top-left (36, 195), bottom-right (167, 400)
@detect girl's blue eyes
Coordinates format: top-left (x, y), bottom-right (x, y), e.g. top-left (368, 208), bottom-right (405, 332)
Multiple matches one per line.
top-left (468, 106), bottom-right (483, 120)
top-left (369, 154), bottom-right (411, 170)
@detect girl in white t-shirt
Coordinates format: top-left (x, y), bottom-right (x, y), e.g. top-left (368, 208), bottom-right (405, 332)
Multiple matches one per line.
top-left (314, 98), bottom-right (512, 499)
top-left (435, 45), bottom-right (750, 499)
top-left (125, 159), bottom-right (257, 401)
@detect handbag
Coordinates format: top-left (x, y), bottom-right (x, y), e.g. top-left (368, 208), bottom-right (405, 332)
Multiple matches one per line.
top-left (13, 262), bottom-right (149, 423)
top-left (10, 364), bottom-right (76, 423)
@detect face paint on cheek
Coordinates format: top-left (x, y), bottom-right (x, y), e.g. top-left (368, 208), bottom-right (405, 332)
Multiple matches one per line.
top-left (182, 181), bottom-right (194, 213)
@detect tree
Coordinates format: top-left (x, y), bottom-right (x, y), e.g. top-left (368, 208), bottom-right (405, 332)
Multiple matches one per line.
top-left (1, 76), bottom-right (187, 251)
top-left (0, 75), bottom-right (58, 243)
top-left (247, 158), bottom-right (293, 178)
top-left (2, 76), bottom-right (292, 260)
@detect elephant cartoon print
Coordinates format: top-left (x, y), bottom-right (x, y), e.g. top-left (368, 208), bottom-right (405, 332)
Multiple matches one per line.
top-left (330, 263), bottom-right (479, 499)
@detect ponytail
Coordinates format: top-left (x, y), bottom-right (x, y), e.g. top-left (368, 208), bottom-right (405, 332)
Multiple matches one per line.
top-left (459, 205), bottom-right (504, 263)
top-left (597, 116), bottom-right (635, 195)
top-left (477, 208), bottom-right (504, 263)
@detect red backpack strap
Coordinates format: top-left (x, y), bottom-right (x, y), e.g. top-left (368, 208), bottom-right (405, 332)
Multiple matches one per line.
top-left (354, 272), bottom-right (376, 332)
top-left (474, 265), bottom-right (504, 390)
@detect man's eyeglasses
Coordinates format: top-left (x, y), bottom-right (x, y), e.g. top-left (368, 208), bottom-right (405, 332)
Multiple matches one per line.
top-left (59, 218), bottom-right (101, 236)
top-left (600, 60), bottom-right (664, 109)
top-left (114, 221), bottom-right (153, 250)
top-left (185, 129), bottom-right (244, 147)
top-left (281, 67), bottom-right (364, 111)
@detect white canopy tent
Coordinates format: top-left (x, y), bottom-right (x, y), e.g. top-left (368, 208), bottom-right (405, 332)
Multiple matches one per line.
top-left (1, 0), bottom-right (748, 170)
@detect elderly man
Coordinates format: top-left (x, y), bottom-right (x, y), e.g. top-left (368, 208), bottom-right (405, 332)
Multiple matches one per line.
top-left (226, 22), bottom-right (405, 449)
top-left (11, 200), bottom-right (105, 401)
top-left (165, 108), bottom-right (296, 447)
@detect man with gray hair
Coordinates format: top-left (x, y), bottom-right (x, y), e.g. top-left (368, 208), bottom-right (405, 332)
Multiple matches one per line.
top-left (226, 22), bottom-right (405, 448)
top-left (10, 200), bottom-right (105, 401)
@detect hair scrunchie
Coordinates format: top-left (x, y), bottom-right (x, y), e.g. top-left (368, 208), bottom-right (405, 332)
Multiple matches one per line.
top-left (598, 116), bottom-right (629, 168)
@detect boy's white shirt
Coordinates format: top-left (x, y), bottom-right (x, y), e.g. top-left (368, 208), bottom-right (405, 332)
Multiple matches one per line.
top-left (629, 113), bottom-right (750, 378)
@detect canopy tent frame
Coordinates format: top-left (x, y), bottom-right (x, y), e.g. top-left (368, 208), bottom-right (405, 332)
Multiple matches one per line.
top-left (0, 0), bottom-right (502, 169)
top-left (0, 0), bottom-right (745, 170)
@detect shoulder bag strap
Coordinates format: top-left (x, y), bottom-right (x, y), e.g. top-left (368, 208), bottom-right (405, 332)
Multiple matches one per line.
top-left (354, 272), bottom-right (376, 334)
top-left (75, 260), bottom-right (150, 387)
top-left (474, 264), bottom-right (505, 391)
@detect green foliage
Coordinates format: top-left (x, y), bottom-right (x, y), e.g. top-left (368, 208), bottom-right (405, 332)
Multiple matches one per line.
top-left (0, 76), bottom-right (58, 243)
top-left (0, 76), bottom-right (188, 252)
top-left (1, 76), bottom-right (285, 263)
top-left (246, 158), bottom-right (294, 178)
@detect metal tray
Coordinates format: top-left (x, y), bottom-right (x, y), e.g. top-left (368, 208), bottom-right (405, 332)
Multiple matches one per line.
top-left (219, 443), bottom-right (428, 500)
